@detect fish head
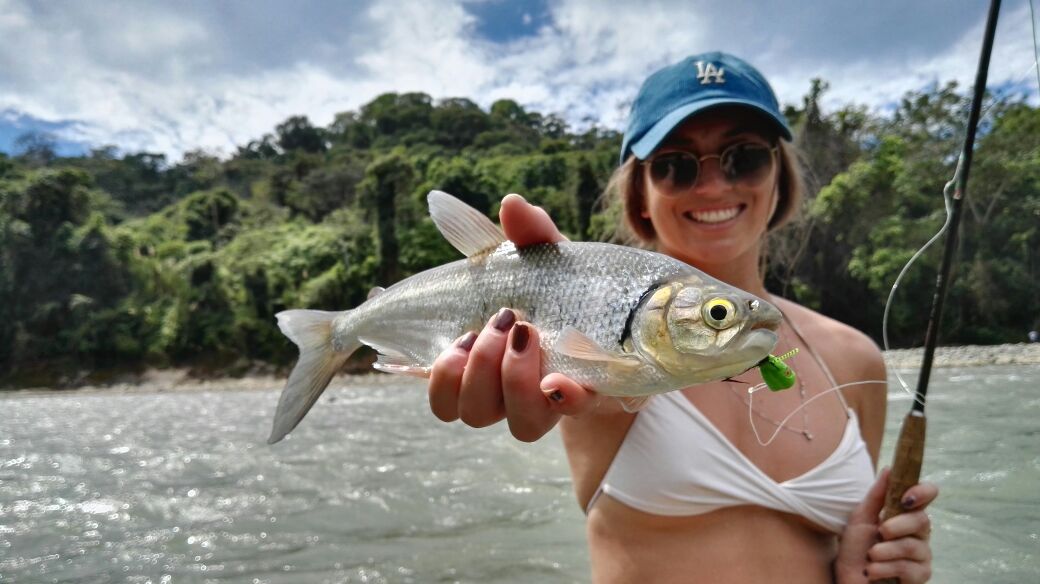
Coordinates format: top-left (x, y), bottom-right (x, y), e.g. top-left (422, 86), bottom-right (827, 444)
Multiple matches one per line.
top-left (629, 277), bottom-right (782, 384)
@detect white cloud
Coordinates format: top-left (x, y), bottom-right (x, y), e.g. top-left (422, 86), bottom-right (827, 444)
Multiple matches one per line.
top-left (0, 0), bottom-right (1036, 160)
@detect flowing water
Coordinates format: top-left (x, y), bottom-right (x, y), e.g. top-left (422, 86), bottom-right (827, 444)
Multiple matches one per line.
top-left (1, 366), bottom-right (1037, 583)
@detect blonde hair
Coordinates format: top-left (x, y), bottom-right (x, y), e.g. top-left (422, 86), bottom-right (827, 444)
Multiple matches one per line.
top-left (608, 140), bottom-right (804, 245)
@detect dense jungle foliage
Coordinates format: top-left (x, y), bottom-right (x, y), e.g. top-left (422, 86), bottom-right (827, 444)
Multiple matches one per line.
top-left (1, 82), bottom-right (1038, 386)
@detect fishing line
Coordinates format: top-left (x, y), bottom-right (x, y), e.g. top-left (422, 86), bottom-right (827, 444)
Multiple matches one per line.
top-left (743, 379), bottom-right (887, 447)
top-left (881, 0), bottom-right (1040, 402)
top-left (744, 1), bottom-right (1035, 436)
top-left (1031, 0), bottom-right (1040, 92)
top-left (747, 1), bottom-right (1040, 435)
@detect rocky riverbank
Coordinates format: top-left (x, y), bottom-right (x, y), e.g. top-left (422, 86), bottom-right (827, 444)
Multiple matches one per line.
top-left (882, 342), bottom-right (1040, 369)
top-left (6, 343), bottom-right (1038, 396)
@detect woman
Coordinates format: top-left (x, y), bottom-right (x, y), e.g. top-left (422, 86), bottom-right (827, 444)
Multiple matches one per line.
top-left (427, 52), bottom-right (938, 583)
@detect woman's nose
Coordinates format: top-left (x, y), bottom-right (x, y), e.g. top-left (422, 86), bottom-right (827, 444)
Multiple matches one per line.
top-left (691, 156), bottom-right (728, 195)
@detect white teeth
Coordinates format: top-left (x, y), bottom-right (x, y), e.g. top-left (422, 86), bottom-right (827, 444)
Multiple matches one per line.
top-left (690, 206), bottom-right (740, 224)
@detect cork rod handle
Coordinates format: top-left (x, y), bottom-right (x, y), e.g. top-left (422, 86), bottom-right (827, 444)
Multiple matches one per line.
top-left (876, 411), bottom-right (926, 584)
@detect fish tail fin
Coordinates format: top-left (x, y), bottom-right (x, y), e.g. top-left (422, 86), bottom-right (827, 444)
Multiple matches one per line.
top-left (268, 309), bottom-right (357, 444)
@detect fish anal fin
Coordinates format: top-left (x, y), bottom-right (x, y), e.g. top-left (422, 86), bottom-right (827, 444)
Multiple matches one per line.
top-left (554, 327), bottom-right (641, 370)
top-left (359, 336), bottom-right (431, 378)
top-left (616, 395), bottom-right (653, 413)
top-left (427, 190), bottom-right (506, 258)
top-left (373, 355), bottom-right (431, 378)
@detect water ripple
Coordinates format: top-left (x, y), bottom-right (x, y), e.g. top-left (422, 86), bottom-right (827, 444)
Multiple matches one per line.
top-left (1, 367), bottom-right (1037, 582)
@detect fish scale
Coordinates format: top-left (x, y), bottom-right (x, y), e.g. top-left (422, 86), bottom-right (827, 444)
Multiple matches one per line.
top-left (343, 241), bottom-right (695, 390)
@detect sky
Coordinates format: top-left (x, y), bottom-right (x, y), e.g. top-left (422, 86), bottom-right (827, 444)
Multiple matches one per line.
top-left (1, 0), bottom-right (1038, 160)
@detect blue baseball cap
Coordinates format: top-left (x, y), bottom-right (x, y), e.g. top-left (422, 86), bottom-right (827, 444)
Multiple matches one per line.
top-left (620, 52), bottom-right (792, 164)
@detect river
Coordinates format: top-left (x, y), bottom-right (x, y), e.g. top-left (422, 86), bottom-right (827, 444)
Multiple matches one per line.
top-left (2, 365), bottom-right (1037, 582)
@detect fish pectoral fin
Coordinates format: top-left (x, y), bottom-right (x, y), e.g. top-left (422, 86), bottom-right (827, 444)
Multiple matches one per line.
top-left (427, 190), bottom-right (506, 258)
top-left (554, 327), bottom-right (642, 370)
top-left (616, 395), bottom-right (653, 413)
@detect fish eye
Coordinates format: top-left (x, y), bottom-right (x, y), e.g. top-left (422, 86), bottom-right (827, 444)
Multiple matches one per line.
top-left (703, 298), bottom-right (737, 330)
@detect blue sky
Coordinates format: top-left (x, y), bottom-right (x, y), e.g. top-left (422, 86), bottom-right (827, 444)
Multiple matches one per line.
top-left (1, 0), bottom-right (1037, 160)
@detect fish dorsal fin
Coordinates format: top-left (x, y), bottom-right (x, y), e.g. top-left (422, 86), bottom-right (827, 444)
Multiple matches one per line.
top-left (367, 286), bottom-right (385, 300)
top-left (616, 395), bottom-right (653, 413)
top-left (555, 327), bottom-right (641, 370)
top-left (428, 190), bottom-right (506, 258)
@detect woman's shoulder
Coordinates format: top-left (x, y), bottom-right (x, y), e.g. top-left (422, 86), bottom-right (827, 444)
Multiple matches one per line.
top-left (770, 296), bottom-right (884, 373)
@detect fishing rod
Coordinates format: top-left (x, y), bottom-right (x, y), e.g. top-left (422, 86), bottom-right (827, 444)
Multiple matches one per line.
top-left (877, 0), bottom-right (1002, 581)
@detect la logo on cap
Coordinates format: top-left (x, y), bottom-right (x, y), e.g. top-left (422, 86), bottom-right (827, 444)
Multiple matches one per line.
top-left (695, 61), bottom-right (725, 85)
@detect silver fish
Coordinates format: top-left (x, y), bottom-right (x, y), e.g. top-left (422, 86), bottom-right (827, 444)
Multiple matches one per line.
top-left (268, 191), bottom-right (782, 443)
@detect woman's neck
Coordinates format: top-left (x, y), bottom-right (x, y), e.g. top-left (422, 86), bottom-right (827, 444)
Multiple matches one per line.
top-left (662, 241), bottom-right (770, 299)
top-left (701, 259), bottom-right (769, 299)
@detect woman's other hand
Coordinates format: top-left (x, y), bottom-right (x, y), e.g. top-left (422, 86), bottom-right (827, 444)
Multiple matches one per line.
top-left (835, 468), bottom-right (939, 583)
top-left (427, 194), bottom-right (599, 441)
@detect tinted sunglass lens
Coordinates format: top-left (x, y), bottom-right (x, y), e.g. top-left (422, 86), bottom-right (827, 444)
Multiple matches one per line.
top-left (650, 154), bottom-right (699, 190)
top-left (723, 144), bottom-right (773, 183)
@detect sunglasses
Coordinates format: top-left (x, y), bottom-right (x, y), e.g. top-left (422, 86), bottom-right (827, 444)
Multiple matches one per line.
top-left (642, 142), bottom-right (778, 194)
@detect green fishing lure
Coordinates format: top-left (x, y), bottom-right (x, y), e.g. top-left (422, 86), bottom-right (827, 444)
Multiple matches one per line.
top-left (757, 348), bottom-right (799, 391)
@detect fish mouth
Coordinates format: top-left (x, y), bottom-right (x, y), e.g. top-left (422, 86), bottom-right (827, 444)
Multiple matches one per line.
top-left (750, 320), bottom-right (778, 331)
top-left (737, 329), bottom-right (779, 356)
top-left (748, 297), bottom-right (782, 331)
top-left (694, 329), bottom-right (778, 381)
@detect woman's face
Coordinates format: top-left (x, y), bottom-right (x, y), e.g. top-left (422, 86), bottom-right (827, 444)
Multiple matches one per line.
top-left (640, 110), bottom-right (780, 271)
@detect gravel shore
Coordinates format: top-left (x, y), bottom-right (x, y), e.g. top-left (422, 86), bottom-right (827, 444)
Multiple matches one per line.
top-left (882, 342), bottom-right (1040, 369)
top-left (6, 343), bottom-right (1038, 396)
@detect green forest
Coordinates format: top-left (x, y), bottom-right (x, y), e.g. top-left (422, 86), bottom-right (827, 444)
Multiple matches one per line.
top-left (2, 81), bottom-right (1038, 387)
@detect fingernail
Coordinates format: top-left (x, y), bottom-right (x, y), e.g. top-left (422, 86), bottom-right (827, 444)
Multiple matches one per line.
top-left (901, 495), bottom-right (916, 509)
top-left (456, 331), bottom-right (477, 351)
top-left (512, 323), bottom-right (529, 352)
top-left (544, 389), bottom-right (564, 402)
top-left (493, 308), bottom-right (516, 332)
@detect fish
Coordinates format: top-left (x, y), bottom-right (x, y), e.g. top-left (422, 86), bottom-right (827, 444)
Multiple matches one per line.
top-left (268, 190), bottom-right (783, 443)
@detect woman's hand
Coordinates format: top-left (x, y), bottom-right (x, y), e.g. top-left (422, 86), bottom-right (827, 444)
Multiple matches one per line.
top-left (427, 194), bottom-right (599, 442)
top-left (835, 468), bottom-right (939, 583)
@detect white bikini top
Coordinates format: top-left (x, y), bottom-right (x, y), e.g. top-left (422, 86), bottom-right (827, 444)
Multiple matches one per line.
top-left (586, 321), bottom-right (875, 534)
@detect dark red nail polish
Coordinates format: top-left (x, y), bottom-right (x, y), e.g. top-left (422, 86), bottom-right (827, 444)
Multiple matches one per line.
top-left (493, 308), bottom-right (515, 332)
top-left (901, 495), bottom-right (916, 509)
top-left (862, 568), bottom-right (868, 577)
top-left (456, 331), bottom-right (477, 351)
top-left (544, 389), bottom-right (564, 402)
top-left (512, 323), bottom-right (529, 352)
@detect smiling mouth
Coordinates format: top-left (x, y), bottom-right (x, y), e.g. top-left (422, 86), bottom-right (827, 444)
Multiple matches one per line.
top-left (684, 205), bottom-right (744, 224)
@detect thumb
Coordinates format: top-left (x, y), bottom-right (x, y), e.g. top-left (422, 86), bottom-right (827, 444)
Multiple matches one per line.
top-left (500, 193), bottom-right (566, 246)
top-left (848, 467), bottom-right (889, 526)
top-left (539, 372), bottom-right (598, 417)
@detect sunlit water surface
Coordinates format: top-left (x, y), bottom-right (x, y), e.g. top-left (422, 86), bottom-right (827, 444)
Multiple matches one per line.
top-left (2, 366), bottom-right (1037, 583)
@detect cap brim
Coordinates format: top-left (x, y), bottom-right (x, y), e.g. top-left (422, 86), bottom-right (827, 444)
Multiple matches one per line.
top-left (629, 98), bottom-right (793, 161)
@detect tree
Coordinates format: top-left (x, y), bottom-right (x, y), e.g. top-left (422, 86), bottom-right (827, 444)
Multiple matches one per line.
top-left (0, 169), bottom-right (136, 375)
top-left (276, 115), bottom-right (327, 153)
top-left (431, 97), bottom-right (491, 149)
top-left (574, 155), bottom-right (601, 239)
top-left (14, 131), bottom-right (57, 166)
top-left (359, 92), bottom-right (434, 143)
top-left (359, 151), bottom-right (416, 285)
